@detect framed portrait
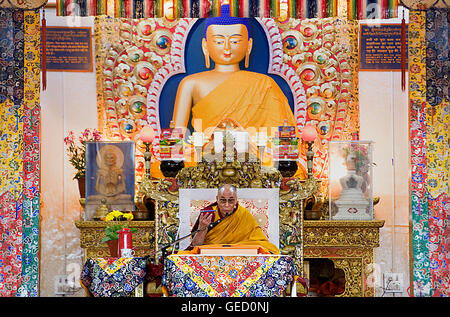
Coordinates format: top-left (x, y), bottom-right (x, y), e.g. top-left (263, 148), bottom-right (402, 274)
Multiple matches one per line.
top-left (84, 141), bottom-right (135, 220)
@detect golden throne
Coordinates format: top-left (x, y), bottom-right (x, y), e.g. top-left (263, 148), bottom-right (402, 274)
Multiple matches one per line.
top-left (138, 130), bottom-right (320, 277)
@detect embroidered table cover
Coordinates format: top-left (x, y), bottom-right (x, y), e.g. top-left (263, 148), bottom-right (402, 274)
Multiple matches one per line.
top-left (163, 255), bottom-right (295, 297)
top-left (80, 257), bottom-right (147, 297)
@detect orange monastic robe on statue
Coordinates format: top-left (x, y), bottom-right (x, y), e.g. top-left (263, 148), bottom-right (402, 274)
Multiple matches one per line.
top-left (192, 70), bottom-right (296, 132)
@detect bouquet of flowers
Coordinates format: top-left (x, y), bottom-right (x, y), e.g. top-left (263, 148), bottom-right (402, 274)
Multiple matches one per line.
top-left (64, 128), bottom-right (102, 179)
top-left (101, 210), bottom-right (137, 243)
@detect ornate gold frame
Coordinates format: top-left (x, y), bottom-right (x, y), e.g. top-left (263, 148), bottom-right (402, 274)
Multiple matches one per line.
top-left (303, 219), bottom-right (384, 296)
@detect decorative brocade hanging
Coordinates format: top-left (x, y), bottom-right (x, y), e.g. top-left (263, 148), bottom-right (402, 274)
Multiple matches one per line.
top-left (408, 8), bottom-right (449, 297)
top-left (347, 0), bottom-right (399, 20)
top-left (55, 0), bottom-right (398, 19)
top-left (0, 8), bottom-right (41, 297)
top-left (288, 0), bottom-right (339, 19)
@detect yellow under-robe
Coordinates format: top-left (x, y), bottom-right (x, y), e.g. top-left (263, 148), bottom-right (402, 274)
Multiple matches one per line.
top-left (192, 70), bottom-right (297, 132)
top-left (185, 204), bottom-right (280, 255)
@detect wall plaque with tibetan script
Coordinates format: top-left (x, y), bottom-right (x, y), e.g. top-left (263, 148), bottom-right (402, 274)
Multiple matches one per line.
top-left (359, 24), bottom-right (408, 71)
top-left (45, 27), bottom-right (93, 72)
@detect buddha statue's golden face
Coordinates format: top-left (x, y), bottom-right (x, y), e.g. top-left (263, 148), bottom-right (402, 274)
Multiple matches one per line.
top-left (202, 24), bottom-right (253, 66)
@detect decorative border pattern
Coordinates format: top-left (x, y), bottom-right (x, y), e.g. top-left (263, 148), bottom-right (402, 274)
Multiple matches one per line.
top-left (409, 9), bottom-right (449, 297)
top-left (258, 17), bottom-right (308, 132)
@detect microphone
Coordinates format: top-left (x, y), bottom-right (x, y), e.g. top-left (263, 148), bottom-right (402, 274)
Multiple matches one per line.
top-left (207, 212), bottom-right (231, 230)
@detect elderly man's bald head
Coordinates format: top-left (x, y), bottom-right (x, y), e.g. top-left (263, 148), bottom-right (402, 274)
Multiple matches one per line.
top-left (217, 184), bottom-right (237, 195)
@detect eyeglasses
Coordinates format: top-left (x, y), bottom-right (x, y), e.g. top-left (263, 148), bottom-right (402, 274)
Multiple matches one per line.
top-left (218, 198), bottom-right (236, 204)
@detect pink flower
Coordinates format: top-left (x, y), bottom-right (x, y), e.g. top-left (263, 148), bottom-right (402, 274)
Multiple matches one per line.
top-left (82, 128), bottom-right (90, 139)
top-left (64, 128), bottom-right (102, 179)
top-left (93, 130), bottom-right (102, 141)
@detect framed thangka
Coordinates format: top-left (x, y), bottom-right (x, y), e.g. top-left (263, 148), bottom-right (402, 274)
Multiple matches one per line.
top-left (84, 141), bottom-right (135, 220)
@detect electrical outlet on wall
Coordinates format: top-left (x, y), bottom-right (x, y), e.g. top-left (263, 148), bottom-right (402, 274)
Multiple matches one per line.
top-left (54, 275), bottom-right (75, 296)
top-left (383, 273), bottom-right (404, 293)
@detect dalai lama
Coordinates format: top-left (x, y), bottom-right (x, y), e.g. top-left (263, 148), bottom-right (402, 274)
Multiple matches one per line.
top-left (189, 184), bottom-right (279, 254)
top-left (171, 4), bottom-right (296, 135)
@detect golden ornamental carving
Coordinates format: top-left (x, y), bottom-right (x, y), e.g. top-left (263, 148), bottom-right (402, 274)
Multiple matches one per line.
top-left (304, 220), bottom-right (383, 247)
top-left (139, 147), bottom-right (319, 272)
top-left (75, 221), bottom-right (155, 260)
top-left (333, 258), bottom-right (363, 297)
top-left (280, 177), bottom-right (320, 202)
top-left (303, 220), bottom-right (383, 297)
top-left (139, 177), bottom-right (179, 202)
top-left (177, 160), bottom-right (283, 190)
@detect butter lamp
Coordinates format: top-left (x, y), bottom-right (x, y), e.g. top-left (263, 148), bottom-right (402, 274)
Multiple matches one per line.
top-left (139, 125), bottom-right (155, 178)
top-left (192, 132), bottom-right (204, 162)
top-left (139, 125), bottom-right (155, 143)
top-left (301, 124), bottom-right (318, 142)
top-left (301, 124), bottom-right (318, 178)
top-left (256, 132), bottom-right (268, 167)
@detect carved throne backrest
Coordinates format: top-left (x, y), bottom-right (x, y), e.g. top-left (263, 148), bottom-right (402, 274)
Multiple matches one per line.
top-left (177, 188), bottom-right (280, 250)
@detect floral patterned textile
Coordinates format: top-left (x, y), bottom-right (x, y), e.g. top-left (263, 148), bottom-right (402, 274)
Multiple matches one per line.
top-left (409, 9), bottom-right (449, 297)
top-left (0, 8), bottom-right (41, 297)
top-left (424, 9), bottom-right (449, 297)
top-left (163, 255), bottom-right (295, 297)
top-left (18, 9), bottom-right (41, 297)
top-left (80, 257), bottom-right (147, 297)
top-left (0, 9), bottom-right (24, 106)
top-left (0, 8), bottom-right (24, 297)
top-left (409, 11), bottom-right (431, 297)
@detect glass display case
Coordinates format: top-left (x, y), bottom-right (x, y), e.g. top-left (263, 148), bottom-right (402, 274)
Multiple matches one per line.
top-left (328, 141), bottom-right (374, 220)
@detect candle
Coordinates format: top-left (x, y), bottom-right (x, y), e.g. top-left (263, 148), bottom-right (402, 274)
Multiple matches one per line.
top-left (139, 125), bottom-right (155, 143)
top-left (192, 132), bottom-right (204, 147)
top-left (301, 124), bottom-right (318, 142)
top-left (235, 132), bottom-right (248, 153)
top-left (257, 132), bottom-right (268, 146)
top-left (214, 132), bottom-right (223, 153)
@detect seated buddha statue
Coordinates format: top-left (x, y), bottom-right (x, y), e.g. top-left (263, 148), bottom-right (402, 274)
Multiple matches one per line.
top-left (171, 4), bottom-right (297, 138)
top-left (149, 5), bottom-right (306, 179)
top-left (88, 144), bottom-right (132, 203)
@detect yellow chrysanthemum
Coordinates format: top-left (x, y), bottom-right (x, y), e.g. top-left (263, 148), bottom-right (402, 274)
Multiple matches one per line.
top-left (123, 212), bottom-right (134, 220)
top-left (105, 214), bottom-right (115, 221)
top-left (111, 210), bottom-right (124, 217)
top-left (105, 210), bottom-right (125, 221)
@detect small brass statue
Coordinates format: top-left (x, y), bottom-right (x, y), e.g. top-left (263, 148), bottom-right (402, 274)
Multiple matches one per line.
top-left (93, 198), bottom-right (109, 220)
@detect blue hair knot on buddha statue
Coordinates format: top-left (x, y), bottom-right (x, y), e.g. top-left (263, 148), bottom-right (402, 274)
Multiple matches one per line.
top-left (204, 4), bottom-right (250, 39)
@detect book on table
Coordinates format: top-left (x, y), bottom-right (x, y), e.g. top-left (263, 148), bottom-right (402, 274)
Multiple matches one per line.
top-left (198, 244), bottom-right (261, 255)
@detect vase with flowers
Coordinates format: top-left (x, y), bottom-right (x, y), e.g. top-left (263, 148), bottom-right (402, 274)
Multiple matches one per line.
top-left (64, 128), bottom-right (102, 197)
top-left (101, 210), bottom-right (137, 257)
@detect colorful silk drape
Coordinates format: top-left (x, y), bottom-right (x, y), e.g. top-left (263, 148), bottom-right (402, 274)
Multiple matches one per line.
top-left (80, 257), bottom-right (148, 297)
top-left (409, 10), bottom-right (449, 297)
top-left (289, 0), bottom-right (339, 19)
top-left (347, 0), bottom-right (398, 19)
top-left (0, 9), bottom-right (41, 297)
top-left (163, 255), bottom-right (295, 297)
top-left (56, 0), bottom-right (398, 19)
